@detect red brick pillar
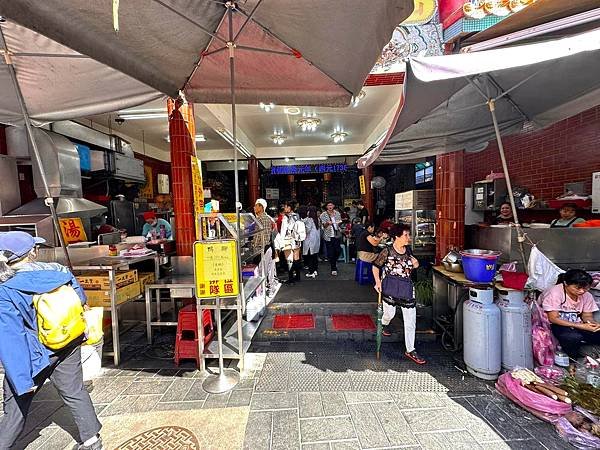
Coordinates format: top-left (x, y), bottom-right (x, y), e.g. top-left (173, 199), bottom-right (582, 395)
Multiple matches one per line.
top-left (168, 98), bottom-right (196, 256)
top-left (288, 175), bottom-right (296, 200)
top-left (248, 156), bottom-right (260, 205)
top-left (435, 151), bottom-right (465, 263)
top-left (361, 165), bottom-right (374, 221)
top-left (322, 173), bottom-right (331, 203)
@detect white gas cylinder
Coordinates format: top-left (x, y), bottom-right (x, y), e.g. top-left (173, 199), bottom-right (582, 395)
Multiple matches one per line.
top-left (496, 289), bottom-right (533, 370)
top-left (463, 288), bottom-right (502, 380)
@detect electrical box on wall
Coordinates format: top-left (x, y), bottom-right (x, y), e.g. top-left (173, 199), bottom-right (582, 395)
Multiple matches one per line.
top-left (593, 172), bottom-right (600, 214)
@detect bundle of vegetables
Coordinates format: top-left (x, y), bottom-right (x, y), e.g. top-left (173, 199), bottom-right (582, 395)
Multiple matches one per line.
top-left (512, 369), bottom-right (572, 404)
top-left (562, 376), bottom-right (600, 416)
top-left (556, 408), bottom-right (600, 449)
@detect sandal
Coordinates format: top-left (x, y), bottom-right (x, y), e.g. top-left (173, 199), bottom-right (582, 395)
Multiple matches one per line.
top-left (382, 326), bottom-right (392, 337)
top-left (405, 350), bottom-right (426, 365)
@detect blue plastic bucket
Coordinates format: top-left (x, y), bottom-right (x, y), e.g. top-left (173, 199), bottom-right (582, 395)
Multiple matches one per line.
top-left (460, 249), bottom-right (502, 283)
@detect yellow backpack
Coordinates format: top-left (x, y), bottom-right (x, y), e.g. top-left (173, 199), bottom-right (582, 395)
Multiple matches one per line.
top-left (33, 285), bottom-right (86, 350)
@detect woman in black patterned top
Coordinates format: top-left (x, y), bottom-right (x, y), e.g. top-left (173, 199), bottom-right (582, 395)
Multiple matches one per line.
top-left (372, 224), bottom-right (426, 365)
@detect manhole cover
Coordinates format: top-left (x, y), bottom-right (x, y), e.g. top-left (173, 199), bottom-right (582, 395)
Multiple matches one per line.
top-left (117, 426), bottom-right (200, 449)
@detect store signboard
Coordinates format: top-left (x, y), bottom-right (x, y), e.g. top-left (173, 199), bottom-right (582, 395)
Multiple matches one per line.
top-left (359, 175), bottom-right (366, 195)
top-left (191, 156), bottom-right (205, 238)
top-left (265, 188), bottom-right (279, 200)
top-left (270, 163), bottom-right (347, 175)
top-left (194, 240), bottom-right (240, 298)
top-left (157, 174), bottom-right (170, 194)
top-left (59, 218), bottom-right (88, 243)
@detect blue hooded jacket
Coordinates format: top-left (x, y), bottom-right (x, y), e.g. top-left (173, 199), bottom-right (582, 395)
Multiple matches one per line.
top-left (0, 267), bottom-right (85, 396)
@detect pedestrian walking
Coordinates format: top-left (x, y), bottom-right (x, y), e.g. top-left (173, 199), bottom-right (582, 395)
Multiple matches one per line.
top-left (372, 224), bottom-right (426, 365)
top-left (278, 201), bottom-right (305, 284)
top-left (319, 201), bottom-right (342, 276)
top-left (0, 231), bottom-right (103, 450)
top-left (299, 206), bottom-right (320, 278)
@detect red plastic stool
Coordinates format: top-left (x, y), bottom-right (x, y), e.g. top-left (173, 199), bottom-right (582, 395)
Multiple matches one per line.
top-left (174, 305), bottom-right (215, 366)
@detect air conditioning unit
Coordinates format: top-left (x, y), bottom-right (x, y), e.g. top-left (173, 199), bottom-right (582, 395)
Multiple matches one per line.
top-left (593, 172), bottom-right (600, 214)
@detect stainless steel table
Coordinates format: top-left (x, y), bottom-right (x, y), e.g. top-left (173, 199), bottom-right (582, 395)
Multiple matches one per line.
top-left (73, 252), bottom-right (161, 366)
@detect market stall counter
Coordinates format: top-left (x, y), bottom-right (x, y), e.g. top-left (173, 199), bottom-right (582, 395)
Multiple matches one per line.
top-left (73, 252), bottom-right (161, 366)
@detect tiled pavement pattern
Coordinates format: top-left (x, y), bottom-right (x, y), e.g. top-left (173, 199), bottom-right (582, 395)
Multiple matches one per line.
top-left (1, 340), bottom-right (570, 449)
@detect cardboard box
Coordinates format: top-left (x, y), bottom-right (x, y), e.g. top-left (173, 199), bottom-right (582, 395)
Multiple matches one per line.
top-left (85, 281), bottom-right (141, 308)
top-left (138, 272), bottom-right (156, 291)
top-left (76, 270), bottom-right (138, 290)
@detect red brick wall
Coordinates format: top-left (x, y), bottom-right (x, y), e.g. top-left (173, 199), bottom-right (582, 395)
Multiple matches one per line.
top-left (364, 73), bottom-right (405, 86)
top-left (465, 106), bottom-right (600, 201)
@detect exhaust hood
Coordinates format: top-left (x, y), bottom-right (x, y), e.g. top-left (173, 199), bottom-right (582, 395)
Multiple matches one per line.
top-left (5, 127), bottom-right (107, 219)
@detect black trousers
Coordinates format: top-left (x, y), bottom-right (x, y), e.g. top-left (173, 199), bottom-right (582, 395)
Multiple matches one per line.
top-left (551, 324), bottom-right (600, 359)
top-left (0, 342), bottom-right (102, 449)
top-left (325, 238), bottom-right (341, 272)
top-left (304, 252), bottom-right (318, 274)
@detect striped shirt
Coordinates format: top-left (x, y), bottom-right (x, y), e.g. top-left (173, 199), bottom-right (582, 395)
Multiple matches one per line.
top-left (319, 210), bottom-right (342, 241)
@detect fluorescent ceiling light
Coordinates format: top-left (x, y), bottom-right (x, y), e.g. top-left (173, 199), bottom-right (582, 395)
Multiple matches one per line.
top-left (119, 113), bottom-right (168, 120)
top-left (295, 157), bottom-right (327, 161)
top-left (164, 134), bottom-right (206, 143)
top-left (284, 107), bottom-right (301, 115)
top-left (216, 129), bottom-right (252, 158)
top-left (300, 179), bottom-right (317, 182)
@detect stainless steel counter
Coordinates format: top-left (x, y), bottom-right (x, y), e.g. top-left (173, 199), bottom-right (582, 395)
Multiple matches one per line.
top-left (466, 226), bottom-right (600, 270)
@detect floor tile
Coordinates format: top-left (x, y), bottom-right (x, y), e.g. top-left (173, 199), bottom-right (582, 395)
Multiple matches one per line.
top-left (243, 411), bottom-right (272, 450)
top-left (203, 392), bottom-right (231, 409)
top-left (300, 416), bottom-right (356, 443)
top-left (370, 402), bottom-right (419, 447)
top-left (416, 430), bottom-right (482, 450)
top-left (121, 380), bottom-right (173, 395)
top-left (299, 392), bottom-right (324, 418)
top-left (321, 392), bottom-right (349, 416)
top-left (251, 392), bottom-right (298, 411)
top-left (272, 409), bottom-right (301, 450)
top-left (228, 389), bottom-right (253, 407)
top-left (159, 378), bottom-right (195, 402)
top-left (347, 403), bottom-right (390, 448)
top-left (403, 407), bottom-right (465, 433)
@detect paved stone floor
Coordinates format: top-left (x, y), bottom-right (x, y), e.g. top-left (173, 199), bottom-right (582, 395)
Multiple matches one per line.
top-left (0, 262), bottom-right (572, 449)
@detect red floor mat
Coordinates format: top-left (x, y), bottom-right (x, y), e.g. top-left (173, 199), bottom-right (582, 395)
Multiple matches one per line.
top-left (331, 314), bottom-right (376, 331)
top-left (273, 314), bottom-right (315, 330)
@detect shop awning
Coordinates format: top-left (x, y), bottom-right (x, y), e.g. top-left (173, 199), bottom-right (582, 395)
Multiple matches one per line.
top-left (357, 26), bottom-right (600, 167)
top-left (0, 0), bottom-right (412, 117)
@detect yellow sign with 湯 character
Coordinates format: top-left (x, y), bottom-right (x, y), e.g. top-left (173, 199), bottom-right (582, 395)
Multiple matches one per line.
top-left (59, 218), bottom-right (88, 244)
top-left (359, 175), bottom-right (366, 195)
top-left (191, 155), bottom-right (205, 239)
top-left (194, 240), bottom-right (239, 298)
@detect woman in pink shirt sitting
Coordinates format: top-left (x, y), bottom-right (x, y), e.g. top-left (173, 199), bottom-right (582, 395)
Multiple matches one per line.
top-left (541, 269), bottom-right (600, 363)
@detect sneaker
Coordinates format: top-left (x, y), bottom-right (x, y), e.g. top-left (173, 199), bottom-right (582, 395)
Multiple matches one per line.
top-left (331, 270), bottom-right (338, 276)
top-left (76, 436), bottom-right (104, 450)
top-left (405, 350), bottom-right (426, 365)
top-left (306, 272), bottom-right (316, 278)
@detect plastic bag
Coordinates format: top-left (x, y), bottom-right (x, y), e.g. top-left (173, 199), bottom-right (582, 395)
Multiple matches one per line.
top-left (496, 373), bottom-right (572, 423)
top-left (534, 365), bottom-right (568, 385)
top-left (531, 301), bottom-right (555, 366)
top-left (81, 340), bottom-right (103, 381)
top-left (84, 307), bottom-right (104, 345)
top-left (555, 407), bottom-right (600, 449)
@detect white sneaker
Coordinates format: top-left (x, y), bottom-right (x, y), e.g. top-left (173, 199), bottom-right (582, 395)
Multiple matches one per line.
top-left (331, 271), bottom-right (338, 276)
top-left (306, 272), bottom-right (316, 278)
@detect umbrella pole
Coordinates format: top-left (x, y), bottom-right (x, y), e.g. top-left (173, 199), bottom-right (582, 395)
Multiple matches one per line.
top-left (488, 100), bottom-right (527, 271)
top-left (0, 31), bottom-right (72, 268)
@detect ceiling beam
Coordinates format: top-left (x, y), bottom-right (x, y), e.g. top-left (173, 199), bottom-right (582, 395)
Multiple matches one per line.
top-left (195, 104), bottom-right (257, 157)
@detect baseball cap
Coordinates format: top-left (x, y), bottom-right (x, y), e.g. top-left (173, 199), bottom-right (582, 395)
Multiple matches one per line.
top-left (255, 198), bottom-right (267, 210)
top-left (0, 231), bottom-right (46, 262)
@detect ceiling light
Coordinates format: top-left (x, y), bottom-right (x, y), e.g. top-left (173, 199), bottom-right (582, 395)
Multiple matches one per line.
top-left (297, 117), bottom-right (321, 132)
top-left (119, 113), bottom-right (169, 120)
top-left (300, 179), bottom-right (317, 182)
top-left (164, 134), bottom-right (206, 143)
top-left (285, 157), bottom-right (290, 162)
top-left (351, 90), bottom-right (366, 108)
top-left (216, 129), bottom-right (252, 158)
top-left (270, 134), bottom-right (287, 145)
top-left (259, 102), bottom-right (275, 112)
top-left (331, 131), bottom-right (348, 143)
top-left (284, 107), bottom-right (301, 115)
top-left (295, 157), bottom-right (327, 161)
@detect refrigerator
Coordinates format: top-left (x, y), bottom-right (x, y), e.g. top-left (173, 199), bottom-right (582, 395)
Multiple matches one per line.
top-left (394, 190), bottom-right (436, 256)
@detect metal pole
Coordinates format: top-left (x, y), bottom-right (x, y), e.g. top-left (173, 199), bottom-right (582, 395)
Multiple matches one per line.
top-left (0, 29), bottom-right (72, 268)
top-left (488, 100), bottom-right (528, 271)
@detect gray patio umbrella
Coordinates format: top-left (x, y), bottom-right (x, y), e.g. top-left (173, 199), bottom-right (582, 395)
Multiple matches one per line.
top-left (358, 27), bottom-right (600, 264)
top-left (1, 0), bottom-right (414, 391)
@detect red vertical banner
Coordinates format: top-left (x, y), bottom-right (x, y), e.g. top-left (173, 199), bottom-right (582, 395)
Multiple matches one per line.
top-left (168, 98), bottom-right (196, 256)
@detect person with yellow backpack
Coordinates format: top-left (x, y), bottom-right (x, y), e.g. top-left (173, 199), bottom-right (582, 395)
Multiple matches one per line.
top-left (0, 232), bottom-right (103, 450)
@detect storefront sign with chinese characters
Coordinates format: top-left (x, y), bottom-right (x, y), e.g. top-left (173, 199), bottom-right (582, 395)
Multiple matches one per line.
top-left (270, 163), bottom-right (348, 175)
top-left (59, 218), bottom-right (88, 244)
top-left (191, 155), bottom-right (205, 238)
top-left (194, 240), bottom-right (239, 299)
top-left (359, 175), bottom-right (366, 195)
